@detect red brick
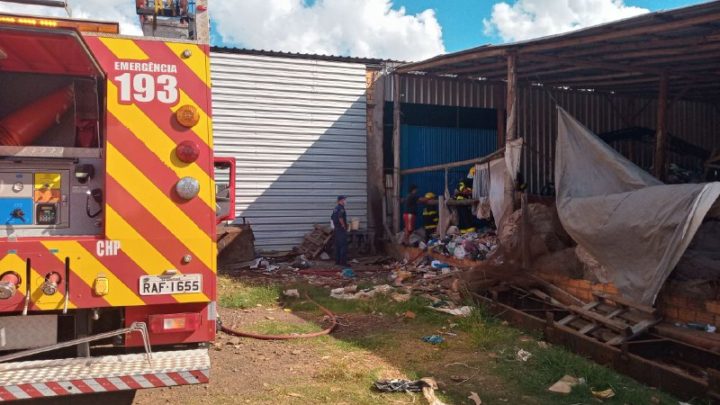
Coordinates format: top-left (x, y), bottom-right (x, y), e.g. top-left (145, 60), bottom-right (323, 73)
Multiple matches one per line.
top-left (706, 301), bottom-right (720, 315)
top-left (660, 307), bottom-right (679, 320)
top-left (604, 284), bottom-right (619, 295)
top-left (694, 311), bottom-right (715, 325)
top-left (677, 309), bottom-right (697, 322)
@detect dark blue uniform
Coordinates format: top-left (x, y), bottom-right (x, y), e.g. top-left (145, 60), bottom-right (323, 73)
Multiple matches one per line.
top-left (331, 203), bottom-right (348, 266)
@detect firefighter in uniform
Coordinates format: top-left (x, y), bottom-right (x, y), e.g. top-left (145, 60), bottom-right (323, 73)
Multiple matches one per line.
top-left (331, 195), bottom-right (348, 266)
top-left (454, 180), bottom-right (475, 234)
top-left (421, 192), bottom-right (439, 236)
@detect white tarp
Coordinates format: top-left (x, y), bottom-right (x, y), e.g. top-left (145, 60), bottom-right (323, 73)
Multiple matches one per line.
top-left (555, 108), bottom-right (720, 305)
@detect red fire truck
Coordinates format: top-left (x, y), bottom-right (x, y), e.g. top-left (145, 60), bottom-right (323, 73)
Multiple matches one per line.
top-left (0, 0), bottom-right (225, 401)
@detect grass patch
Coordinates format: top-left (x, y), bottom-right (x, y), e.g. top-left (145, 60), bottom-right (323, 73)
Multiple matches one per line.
top-left (455, 306), bottom-right (522, 350)
top-left (494, 345), bottom-right (679, 404)
top-left (282, 284), bottom-right (447, 325)
top-left (218, 276), bottom-right (280, 309)
top-left (245, 320), bottom-right (324, 335)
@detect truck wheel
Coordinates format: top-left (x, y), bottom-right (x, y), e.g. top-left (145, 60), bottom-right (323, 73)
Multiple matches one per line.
top-left (23, 390), bottom-right (136, 405)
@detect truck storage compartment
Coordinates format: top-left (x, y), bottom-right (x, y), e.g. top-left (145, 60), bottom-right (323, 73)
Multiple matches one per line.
top-left (0, 25), bottom-right (105, 237)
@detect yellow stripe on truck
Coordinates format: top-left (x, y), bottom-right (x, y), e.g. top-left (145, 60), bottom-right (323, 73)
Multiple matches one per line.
top-left (106, 143), bottom-right (214, 271)
top-left (99, 37), bottom-right (149, 60)
top-left (0, 254), bottom-right (77, 310)
top-left (164, 43), bottom-right (209, 86)
top-left (40, 241), bottom-right (145, 307)
top-left (106, 82), bottom-right (214, 210)
top-left (105, 204), bottom-right (209, 303)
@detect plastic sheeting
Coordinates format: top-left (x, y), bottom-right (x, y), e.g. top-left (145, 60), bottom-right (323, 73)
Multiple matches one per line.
top-left (555, 108), bottom-right (720, 305)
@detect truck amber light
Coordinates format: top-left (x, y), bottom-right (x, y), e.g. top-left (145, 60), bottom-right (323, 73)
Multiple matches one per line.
top-left (175, 105), bottom-right (200, 128)
top-left (42, 272), bottom-right (61, 296)
top-left (176, 177), bottom-right (200, 200)
top-left (176, 140), bottom-right (200, 163)
top-left (149, 313), bottom-right (201, 334)
top-left (0, 271), bottom-right (20, 299)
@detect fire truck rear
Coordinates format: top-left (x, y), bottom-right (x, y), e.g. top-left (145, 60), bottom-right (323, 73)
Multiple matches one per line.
top-left (0, 1), bottom-right (218, 401)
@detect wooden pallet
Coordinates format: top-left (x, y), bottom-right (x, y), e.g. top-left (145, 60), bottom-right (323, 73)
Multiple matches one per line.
top-left (555, 291), bottom-right (660, 346)
top-left (297, 224), bottom-right (333, 258)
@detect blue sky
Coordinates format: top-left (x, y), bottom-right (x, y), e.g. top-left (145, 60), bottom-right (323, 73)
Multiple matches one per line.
top-left (206, 0), bottom-right (708, 59)
top-left (390, 0), bottom-right (705, 52)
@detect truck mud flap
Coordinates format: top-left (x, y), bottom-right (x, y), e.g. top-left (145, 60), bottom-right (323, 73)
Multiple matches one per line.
top-left (0, 348), bottom-right (209, 401)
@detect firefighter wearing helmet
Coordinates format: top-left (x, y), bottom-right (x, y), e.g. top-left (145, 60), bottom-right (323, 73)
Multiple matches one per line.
top-left (421, 192), bottom-right (439, 235)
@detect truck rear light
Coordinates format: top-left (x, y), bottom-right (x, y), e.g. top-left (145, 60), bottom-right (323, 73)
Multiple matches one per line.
top-left (149, 313), bottom-right (201, 334)
top-left (175, 140), bottom-right (200, 163)
top-left (175, 105), bottom-right (200, 128)
top-left (176, 176), bottom-right (200, 199)
top-left (0, 271), bottom-right (20, 299)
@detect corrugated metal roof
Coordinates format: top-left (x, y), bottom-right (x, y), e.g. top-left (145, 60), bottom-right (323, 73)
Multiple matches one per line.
top-left (211, 46), bottom-right (397, 66)
top-left (210, 51), bottom-right (368, 252)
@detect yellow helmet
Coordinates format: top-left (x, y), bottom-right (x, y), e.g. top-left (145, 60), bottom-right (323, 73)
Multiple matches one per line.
top-left (425, 192), bottom-right (436, 199)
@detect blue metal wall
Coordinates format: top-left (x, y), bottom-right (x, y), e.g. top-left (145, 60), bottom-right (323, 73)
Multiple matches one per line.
top-left (400, 125), bottom-right (498, 202)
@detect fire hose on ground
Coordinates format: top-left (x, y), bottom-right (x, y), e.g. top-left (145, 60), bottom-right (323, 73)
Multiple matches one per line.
top-left (220, 293), bottom-right (337, 340)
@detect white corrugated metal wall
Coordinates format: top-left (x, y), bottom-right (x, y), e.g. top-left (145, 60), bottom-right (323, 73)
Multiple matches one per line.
top-left (210, 52), bottom-right (368, 251)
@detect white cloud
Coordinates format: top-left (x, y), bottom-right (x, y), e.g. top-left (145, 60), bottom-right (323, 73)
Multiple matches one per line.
top-left (211, 0), bottom-right (445, 61)
top-left (0, 0), bottom-right (142, 35)
top-left (484, 0), bottom-right (649, 42)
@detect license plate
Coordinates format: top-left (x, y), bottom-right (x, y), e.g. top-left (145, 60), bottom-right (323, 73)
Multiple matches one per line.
top-left (139, 274), bottom-right (202, 295)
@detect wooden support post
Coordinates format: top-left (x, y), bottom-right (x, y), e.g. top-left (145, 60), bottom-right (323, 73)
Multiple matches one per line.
top-left (366, 71), bottom-right (385, 240)
top-left (495, 84), bottom-right (505, 148)
top-left (654, 72), bottom-right (668, 181)
top-left (504, 53), bottom-right (518, 221)
top-left (438, 195), bottom-right (446, 238)
top-left (392, 75), bottom-right (401, 234)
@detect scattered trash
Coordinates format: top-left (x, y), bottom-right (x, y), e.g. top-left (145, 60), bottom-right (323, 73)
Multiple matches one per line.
top-left (431, 260), bottom-right (450, 269)
top-left (547, 375), bottom-right (582, 394)
top-left (319, 252), bottom-right (330, 260)
top-left (420, 377), bottom-right (448, 405)
top-left (341, 268), bottom-right (356, 278)
top-left (286, 392), bottom-right (303, 398)
top-left (537, 341), bottom-right (550, 349)
top-left (404, 311), bottom-right (416, 319)
top-left (330, 284), bottom-right (393, 300)
top-left (373, 379), bottom-right (428, 393)
top-left (675, 322), bottom-right (717, 333)
top-left (392, 270), bottom-right (413, 286)
top-left (283, 289), bottom-right (300, 298)
top-left (515, 349), bottom-right (532, 362)
top-left (391, 292), bottom-right (412, 302)
top-left (591, 387), bottom-right (616, 399)
top-left (428, 306), bottom-right (473, 317)
top-left (468, 391), bottom-right (482, 405)
top-left (291, 255), bottom-right (311, 270)
top-left (422, 335), bottom-right (445, 345)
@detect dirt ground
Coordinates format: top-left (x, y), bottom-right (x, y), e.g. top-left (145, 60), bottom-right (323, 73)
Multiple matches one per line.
top-left (129, 274), bottom-right (683, 405)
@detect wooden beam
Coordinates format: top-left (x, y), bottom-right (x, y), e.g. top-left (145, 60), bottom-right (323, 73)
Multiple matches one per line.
top-left (444, 58), bottom-right (506, 75)
top-left (522, 53), bottom-right (662, 75)
top-left (539, 75), bottom-right (659, 89)
top-left (392, 76), bottom-right (401, 234)
top-left (537, 71), bottom-right (645, 85)
top-left (654, 73), bottom-right (669, 181)
top-left (505, 52), bottom-right (518, 216)
top-left (598, 42), bottom-right (720, 61)
top-left (518, 11), bottom-right (720, 54)
top-left (562, 32), bottom-right (720, 58)
top-left (395, 46), bottom-right (508, 74)
top-left (400, 149), bottom-right (505, 175)
top-left (634, 50), bottom-right (720, 67)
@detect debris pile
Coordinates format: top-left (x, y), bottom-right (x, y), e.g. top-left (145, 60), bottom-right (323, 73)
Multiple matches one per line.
top-left (426, 231), bottom-right (498, 261)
